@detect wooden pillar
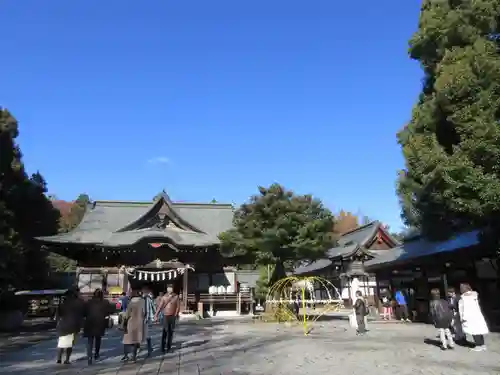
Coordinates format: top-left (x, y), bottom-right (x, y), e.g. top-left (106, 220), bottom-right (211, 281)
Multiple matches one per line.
top-left (182, 269), bottom-right (188, 312)
top-left (442, 271), bottom-right (449, 294)
top-left (237, 291), bottom-right (241, 315)
top-left (249, 288), bottom-right (254, 315)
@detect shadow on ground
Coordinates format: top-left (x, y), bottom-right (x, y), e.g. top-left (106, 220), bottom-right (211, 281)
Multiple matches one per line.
top-left (423, 337), bottom-right (475, 348)
top-left (1, 319), bottom-right (232, 375)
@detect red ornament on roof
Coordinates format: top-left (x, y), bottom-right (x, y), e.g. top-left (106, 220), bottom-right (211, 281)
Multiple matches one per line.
top-left (149, 243), bottom-right (164, 248)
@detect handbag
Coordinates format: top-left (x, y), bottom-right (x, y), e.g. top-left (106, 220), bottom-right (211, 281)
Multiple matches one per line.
top-left (118, 312), bottom-right (128, 332)
top-left (106, 316), bottom-right (114, 329)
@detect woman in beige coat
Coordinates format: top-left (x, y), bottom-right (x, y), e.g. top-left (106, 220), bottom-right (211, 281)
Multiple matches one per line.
top-left (121, 289), bottom-right (145, 362)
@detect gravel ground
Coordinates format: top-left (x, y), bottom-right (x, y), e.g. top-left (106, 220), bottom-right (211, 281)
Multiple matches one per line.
top-left (1, 319), bottom-right (499, 375)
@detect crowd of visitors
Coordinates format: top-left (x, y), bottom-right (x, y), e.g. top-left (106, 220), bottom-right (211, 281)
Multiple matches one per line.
top-left (378, 283), bottom-right (489, 351)
top-left (54, 283), bottom-right (181, 365)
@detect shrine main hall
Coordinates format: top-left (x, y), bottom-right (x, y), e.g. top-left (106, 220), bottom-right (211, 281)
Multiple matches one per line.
top-left (35, 191), bottom-right (256, 316)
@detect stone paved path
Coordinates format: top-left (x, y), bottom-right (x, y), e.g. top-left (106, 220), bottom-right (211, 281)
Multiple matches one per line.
top-left (1, 319), bottom-right (499, 375)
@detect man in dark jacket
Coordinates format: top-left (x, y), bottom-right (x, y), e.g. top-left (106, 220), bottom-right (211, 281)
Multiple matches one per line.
top-left (83, 289), bottom-right (115, 365)
top-left (429, 288), bottom-right (454, 350)
top-left (447, 287), bottom-right (464, 342)
top-left (354, 291), bottom-right (368, 335)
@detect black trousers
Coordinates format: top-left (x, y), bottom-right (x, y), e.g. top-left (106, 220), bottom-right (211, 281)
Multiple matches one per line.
top-left (86, 336), bottom-right (102, 358)
top-left (161, 316), bottom-right (176, 351)
top-left (399, 304), bottom-right (409, 320)
top-left (473, 334), bottom-right (485, 346)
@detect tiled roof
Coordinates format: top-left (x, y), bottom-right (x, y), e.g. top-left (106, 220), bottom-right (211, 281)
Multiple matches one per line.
top-left (236, 270), bottom-right (260, 288)
top-left (293, 221), bottom-right (401, 275)
top-left (293, 258), bottom-right (334, 275)
top-left (364, 230), bottom-right (480, 270)
top-left (338, 222), bottom-right (379, 246)
top-left (35, 191), bottom-right (234, 248)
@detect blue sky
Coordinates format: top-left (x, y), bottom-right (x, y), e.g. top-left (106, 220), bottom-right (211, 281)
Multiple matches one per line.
top-left (1, 1), bottom-right (422, 231)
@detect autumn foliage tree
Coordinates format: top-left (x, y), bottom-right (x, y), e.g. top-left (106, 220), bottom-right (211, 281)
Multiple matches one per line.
top-left (219, 184), bottom-right (336, 274)
top-left (47, 193), bottom-right (90, 272)
top-left (60, 194), bottom-right (90, 232)
top-left (333, 210), bottom-right (359, 235)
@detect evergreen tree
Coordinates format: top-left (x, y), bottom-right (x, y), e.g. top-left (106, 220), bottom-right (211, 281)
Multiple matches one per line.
top-left (0, 108), bottom-right (61, 288)
top-left (0, 108), bottom-right (22, 288)
top-left (219, 183), bottom-right (335, 272)
top-left (397, 1), bottom-right (500, 242)
top-left (254, 265), bottom-right (274, 301)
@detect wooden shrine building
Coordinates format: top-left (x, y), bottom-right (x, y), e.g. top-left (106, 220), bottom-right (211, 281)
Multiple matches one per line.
top-left (364, 230), bottom-right (500, 324)
top-left (293, 221), bottom-right (400, 306)
top-left (34, 191), bottom-right (252, 316)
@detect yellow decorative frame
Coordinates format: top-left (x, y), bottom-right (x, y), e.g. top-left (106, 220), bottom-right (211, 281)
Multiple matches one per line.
top-left (266, 276), bottom-right (344, 335)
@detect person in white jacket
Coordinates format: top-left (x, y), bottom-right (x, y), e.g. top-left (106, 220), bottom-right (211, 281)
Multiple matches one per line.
top-left (458, 283), bottom-right (489, 351)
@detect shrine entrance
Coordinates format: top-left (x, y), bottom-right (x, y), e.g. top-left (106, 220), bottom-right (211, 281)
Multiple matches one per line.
top-left (124, 259), bottom-right (193, 309)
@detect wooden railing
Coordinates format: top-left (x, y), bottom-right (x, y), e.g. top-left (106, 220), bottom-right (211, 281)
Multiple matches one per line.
top-left (186, 292), bottom-right (253, 303)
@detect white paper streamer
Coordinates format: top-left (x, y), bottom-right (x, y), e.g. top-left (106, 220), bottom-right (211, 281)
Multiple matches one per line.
top-left (127, 265), bottom-right (194, 281)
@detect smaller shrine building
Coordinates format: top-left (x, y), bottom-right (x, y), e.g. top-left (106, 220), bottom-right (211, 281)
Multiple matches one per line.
top-left (293, 221), bottom-right (400, 306)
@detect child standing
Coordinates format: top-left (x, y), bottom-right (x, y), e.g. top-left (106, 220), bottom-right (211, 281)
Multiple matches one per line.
top-left (380, 292), bottom-right (392, 320)
top-left (429, 288), bottom-right (454, 350)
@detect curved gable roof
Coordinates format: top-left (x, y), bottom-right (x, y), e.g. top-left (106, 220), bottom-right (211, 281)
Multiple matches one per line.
top-left (34, 190), bottom-right (234, 248)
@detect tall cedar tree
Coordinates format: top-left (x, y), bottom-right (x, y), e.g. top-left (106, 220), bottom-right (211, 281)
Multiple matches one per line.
top-left (397, 1), bottom-right (500, 244)
top-left (219, 184), bottom-right (335, 274)
top-left (0, 108), bottom-right (61, 289)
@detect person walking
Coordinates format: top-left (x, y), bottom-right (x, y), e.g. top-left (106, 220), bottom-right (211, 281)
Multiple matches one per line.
top-left (459, 283), bottom-right (489, 351)
top-left (121, 288), bottom-right (145, 362)
top-left (292, 291), bottom-right (300, 320)
top-left (56, 287), bottom-right (85, 365)
top-left (154, 284), bottom-right (180, 353)
top-left (83, 289), bottom-right (115, 365)
top-left (354, 290), bottom-right (368, 335)
top-left (447, 287), bottom-right (464, 342)
top-left (429, 288), bottom-right (454, 350)
top-left (142, 285), bottom-right (156, 357)
top-left (155, 292), bottom-right (165, 325)
top-left (395, 289), bottom-right (410, 322)
top-left (119, 292), bottom-right (129, 312)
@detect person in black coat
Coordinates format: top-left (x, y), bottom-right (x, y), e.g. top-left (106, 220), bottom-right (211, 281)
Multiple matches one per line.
top-left (83, 289), bottom-right (115, 365)
top-left (354, 290), bottom-right (368, 335)
top-left (429, 288), bottom-right (455, 350)
top-left (56, 287), bottom-right (85, 364)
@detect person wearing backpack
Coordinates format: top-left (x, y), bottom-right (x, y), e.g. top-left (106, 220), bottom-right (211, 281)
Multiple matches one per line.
top-left (354, 290), bottom-right (368, 335)
top-left (429, 288), bottom-right (454, 350)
